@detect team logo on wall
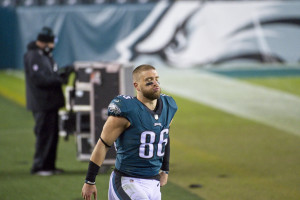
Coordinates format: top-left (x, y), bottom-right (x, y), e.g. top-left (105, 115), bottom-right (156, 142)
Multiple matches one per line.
top-left (117, 1), bottom-right (300, 67)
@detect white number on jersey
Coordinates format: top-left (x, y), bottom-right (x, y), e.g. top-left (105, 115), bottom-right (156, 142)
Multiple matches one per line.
top-left (139, 129), bottom-right (169, 159)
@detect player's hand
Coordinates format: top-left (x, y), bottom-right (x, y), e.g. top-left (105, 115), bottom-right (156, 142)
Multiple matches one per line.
top-left (159, 171), bottom-right (168, 187)
top-left (82, 183), bottom-right (97, 200)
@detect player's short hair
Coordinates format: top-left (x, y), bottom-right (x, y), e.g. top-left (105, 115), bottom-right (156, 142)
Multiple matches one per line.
top-left (132, 64), bottom-right (156, 82)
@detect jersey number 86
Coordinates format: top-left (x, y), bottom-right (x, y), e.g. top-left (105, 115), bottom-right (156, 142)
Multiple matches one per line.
top-left (139, 129), bottom-right (169, 159)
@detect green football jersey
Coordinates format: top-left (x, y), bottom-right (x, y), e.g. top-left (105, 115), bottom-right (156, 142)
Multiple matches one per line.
top-left (107, 94), bottom-right (177, 177)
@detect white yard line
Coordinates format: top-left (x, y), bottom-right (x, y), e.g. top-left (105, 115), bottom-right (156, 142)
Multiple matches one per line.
top-left (159, 67), bottom-right (300, 137)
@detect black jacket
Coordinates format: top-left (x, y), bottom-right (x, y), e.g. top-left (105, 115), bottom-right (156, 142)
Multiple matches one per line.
top-left (24, 41), bottom-right (65, 112)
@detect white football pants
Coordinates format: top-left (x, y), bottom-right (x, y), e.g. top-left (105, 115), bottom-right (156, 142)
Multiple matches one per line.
top-left (108, 171), bottom-right (161, 200)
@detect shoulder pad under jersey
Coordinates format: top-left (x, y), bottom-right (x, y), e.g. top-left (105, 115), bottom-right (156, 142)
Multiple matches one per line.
top-left (161, 94), bottom-right (178, 111)
top-left (107, 95), bottom-right (135, 117)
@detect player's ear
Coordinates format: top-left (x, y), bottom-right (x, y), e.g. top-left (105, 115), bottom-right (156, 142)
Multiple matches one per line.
top-left (133, 82), bottom-right (140, 91)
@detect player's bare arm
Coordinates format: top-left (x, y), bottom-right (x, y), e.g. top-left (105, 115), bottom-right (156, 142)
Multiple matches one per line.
top-left (91, 116), bottom-right (130, 165)
top-left (81, 116), bottom-right (130, 200)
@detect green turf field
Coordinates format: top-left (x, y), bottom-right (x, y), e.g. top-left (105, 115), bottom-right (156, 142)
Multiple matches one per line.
top-left (0, 70), bottom-right (300, 200)
top-left (241, 77), bottom-right (300, 97)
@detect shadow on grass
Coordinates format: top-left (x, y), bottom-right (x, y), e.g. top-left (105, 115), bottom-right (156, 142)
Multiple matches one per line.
top-left (163, 181), bottom-right (205, 200)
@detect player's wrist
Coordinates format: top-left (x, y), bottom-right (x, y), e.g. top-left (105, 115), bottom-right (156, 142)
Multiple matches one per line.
top-left (161, 170), bottom-right (169, 174)
top-left (85, 180), bottom-right (96, 185)
top-left (85, 160), bottom-right (100, 184)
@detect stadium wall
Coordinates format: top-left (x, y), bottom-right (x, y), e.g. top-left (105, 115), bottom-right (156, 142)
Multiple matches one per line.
top-left (0, 7), bottom-right (20, 69)
top-left (0, 1), bottom-right (300, 69)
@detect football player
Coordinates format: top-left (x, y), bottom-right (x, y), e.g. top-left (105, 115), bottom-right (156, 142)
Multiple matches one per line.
top-left (82, 64), bottom-right (177, 200)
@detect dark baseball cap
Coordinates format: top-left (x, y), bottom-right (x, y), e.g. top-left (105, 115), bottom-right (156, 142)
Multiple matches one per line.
top-left (37, 27), bottom-right (55, 43)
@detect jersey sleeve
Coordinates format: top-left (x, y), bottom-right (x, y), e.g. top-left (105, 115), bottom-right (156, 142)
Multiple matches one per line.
top-left (161, 94), bottom-right (178, 127)
top-left (107, 95), bottom-right (133, 122)
top-left (164, 95), bottom-right (178, 111)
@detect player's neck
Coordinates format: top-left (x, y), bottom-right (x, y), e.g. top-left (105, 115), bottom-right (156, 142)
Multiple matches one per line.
top-left (137, 95), bottom-right (157, 111)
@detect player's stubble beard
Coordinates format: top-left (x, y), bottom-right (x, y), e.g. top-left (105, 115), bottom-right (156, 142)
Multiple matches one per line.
top-left (142, 87), bottom-right (161, 101)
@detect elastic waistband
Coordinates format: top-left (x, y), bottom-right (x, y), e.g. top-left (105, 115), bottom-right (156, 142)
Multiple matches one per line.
top-left (114, 169), bottom-right (160, 181)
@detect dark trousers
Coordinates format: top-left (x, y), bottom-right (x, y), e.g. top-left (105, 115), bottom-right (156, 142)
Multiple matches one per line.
top-left (31, 110), bottom-right (59, 173)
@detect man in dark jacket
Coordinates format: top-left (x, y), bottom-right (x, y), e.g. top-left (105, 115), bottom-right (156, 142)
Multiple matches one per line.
top-left (24, 27), bottom-right (68, 176)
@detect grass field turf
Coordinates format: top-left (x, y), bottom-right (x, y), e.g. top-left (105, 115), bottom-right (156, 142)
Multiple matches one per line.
top-left (240, 77), bottom-right (300, 97)
top-left (0, 92), bottom-right (201, 200)
top-left (0, 70), bottom-right (300, 200)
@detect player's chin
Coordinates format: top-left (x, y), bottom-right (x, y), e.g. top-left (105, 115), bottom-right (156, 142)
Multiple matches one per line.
top-left (147, 93), bottom-right (160, 101)
top-left (153, 91), bottom-right (161, 99)
top-left (143, 89), bottom-right (160, 100)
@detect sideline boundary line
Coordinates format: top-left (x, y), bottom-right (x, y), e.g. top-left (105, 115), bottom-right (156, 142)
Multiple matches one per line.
top-left (159, 68), bottom-right (300, 137)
